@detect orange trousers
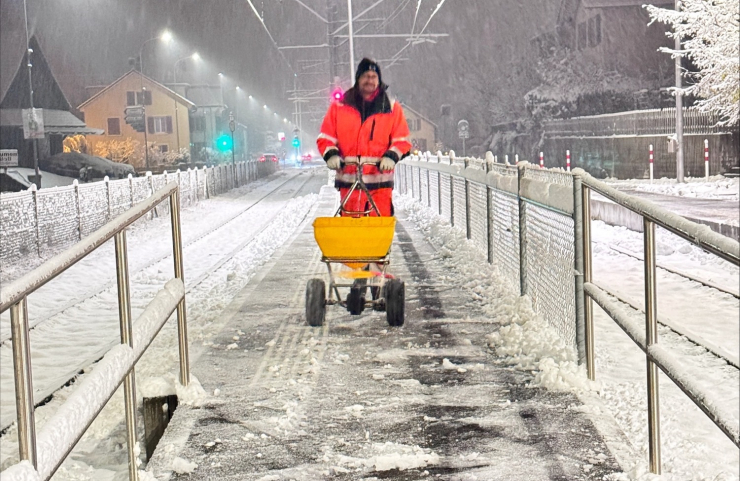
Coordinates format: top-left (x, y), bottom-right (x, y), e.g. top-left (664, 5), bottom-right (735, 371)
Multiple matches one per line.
top-left (339, 187), bottom-right (393, 217)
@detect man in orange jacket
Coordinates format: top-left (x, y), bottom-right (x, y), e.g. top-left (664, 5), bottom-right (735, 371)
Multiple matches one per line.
top-left (317, 58), bottom-right (412, 217)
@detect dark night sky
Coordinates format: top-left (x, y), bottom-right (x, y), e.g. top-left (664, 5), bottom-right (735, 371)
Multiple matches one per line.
top-left (1, 0), bottom-right (562, 141)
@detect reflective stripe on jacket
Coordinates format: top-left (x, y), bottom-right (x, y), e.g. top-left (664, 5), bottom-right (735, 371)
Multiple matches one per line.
top-left (316, 87), bottom-right (412, 190)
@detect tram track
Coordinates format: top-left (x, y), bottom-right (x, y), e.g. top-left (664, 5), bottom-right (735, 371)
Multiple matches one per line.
top-left (0, 172), bottom-right (307, 344)
top-left (0, 170), bottom-right (321, 436)
top-left (594, 240), bottom-right (739, 370)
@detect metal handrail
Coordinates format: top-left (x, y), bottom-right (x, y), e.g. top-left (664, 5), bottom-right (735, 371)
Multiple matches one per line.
top-left (576, 170), bottom-right (739, 266)
top-left (403, 157), bottom-right (740, 475)
top-left (1, 181), bottom-right (190, 481)
top-left (574, 168), bottom-right (740, 474)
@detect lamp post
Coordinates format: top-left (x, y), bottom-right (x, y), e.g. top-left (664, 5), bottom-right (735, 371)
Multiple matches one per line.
top-left (172, 52), bottom-right (199, 153)
top-left (138, 30), bottom-right (172, 171)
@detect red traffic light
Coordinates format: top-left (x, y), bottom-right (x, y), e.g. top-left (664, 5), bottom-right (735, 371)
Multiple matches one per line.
top-left (331, 88), bottom-right (343, 101)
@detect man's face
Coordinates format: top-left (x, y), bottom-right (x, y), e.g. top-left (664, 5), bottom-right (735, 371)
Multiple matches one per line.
top-left (358, 70), bottom-right (379, 97)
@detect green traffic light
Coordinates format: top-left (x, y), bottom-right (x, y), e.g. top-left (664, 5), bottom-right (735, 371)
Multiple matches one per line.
top-left (216, 134), bottom-right (233, 152)
top-left (292, 138), bottom-right (300, 148)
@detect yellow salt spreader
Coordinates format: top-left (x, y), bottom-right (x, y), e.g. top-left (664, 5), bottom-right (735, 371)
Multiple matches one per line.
top-left (306, 166), bottom-right (405, 327)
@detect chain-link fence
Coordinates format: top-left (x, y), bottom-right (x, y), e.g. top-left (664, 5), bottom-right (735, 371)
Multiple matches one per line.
top-left (0, 160), bottom-right (277, 273)
top-left (397, 155), bottom-right (581, 358)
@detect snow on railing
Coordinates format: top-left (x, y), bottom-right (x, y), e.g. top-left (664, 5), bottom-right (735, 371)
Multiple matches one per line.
top-left (1, 182), bottom-right (192, 481)
top-left (398, 153), bottom-right (740, 475)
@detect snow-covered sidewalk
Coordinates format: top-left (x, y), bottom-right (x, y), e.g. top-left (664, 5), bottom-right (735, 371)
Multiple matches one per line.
top-left (147, 187), bottom-right (626, 480)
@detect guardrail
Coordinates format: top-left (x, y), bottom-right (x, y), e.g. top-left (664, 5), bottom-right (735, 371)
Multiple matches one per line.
top-left (398, 153), bottom-right (740, 474)
top-left (0, 181), bottom-right (190, 481)
top-left (575, 169), bottom-right (740, 473)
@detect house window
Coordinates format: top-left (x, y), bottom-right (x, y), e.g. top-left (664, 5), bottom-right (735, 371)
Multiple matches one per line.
top-left (148, 116), bottom-right (173, 134)
top-left (407, 118), bottom-right (421, 132)
top-left (126, 90), bottom-right (152, 106)
top-left (588, 14), bottom-right (601, 48)
top-left (107, 118), bottom-right (121, 135)
top-left (159, 145), bottom-right (169, 153)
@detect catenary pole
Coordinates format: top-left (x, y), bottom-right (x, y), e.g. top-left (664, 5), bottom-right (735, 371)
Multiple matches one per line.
top-left (22, 0), bottom-right (40, 187)
top-left (347, 0), bottom-right (355, 80)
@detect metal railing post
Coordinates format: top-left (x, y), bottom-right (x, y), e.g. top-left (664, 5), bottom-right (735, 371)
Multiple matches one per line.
top-left (105, 176), bottom-right (112, 222)
top-left (114, 230), bottom-right (138, 481)
top-left (426, 167), bottom-right (430, 209)
top-left (644, 218), bottom-right (662, 474)
top-left (582, 184), bottom-right (595, 380)
top-left (10, 297), bottom-right (37, 468)
top-left (573, 175), bottom-right (587, 366)
top-left (516, 163), bottom-right (527, 296)
top-left (74, 180), bottom-right (83, 241)
top-left (169, 189), bottom-right (190, 386)
top-left (486, 185), bottom-right (493, 264)
top-left (449, 174), bottom-right (455, 226)
top-left (464, 159), bottom-right (471, 240)
top-left (418, 166), bottom-right (422, 202)
top-left (32, 184), bottom-right (40, 256)
top-left (437, 170), bottom-right (442, 215)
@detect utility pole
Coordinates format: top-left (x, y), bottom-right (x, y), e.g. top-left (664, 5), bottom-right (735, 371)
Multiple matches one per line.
top-left (674, 0), bottom-right (684, 182)
top-left (22, 0), bottom-right (40, 187)
top-left (347, 0), bottom-right (356, 80)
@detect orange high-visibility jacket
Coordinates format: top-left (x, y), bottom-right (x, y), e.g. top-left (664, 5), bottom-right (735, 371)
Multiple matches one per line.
top-left (316, 87), bottom-right (412, 190)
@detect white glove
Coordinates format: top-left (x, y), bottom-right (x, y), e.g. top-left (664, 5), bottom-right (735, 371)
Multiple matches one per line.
top-left (379, 156), bottom-right (396, 172)
top-left (326, 155), bottom-right (342, 170)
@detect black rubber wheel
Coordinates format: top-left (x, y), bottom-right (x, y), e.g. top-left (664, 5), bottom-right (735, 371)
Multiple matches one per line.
top-left (306, 278), bottom-right (326, 326)
top-left (346, 285), bottom-right (366, 315)
top-left (385, 279), bottom-right (405, 326)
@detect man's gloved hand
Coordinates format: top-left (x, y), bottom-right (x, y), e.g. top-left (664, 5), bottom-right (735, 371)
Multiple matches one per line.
top-left (326, 155), bottom-right (342, 170)
top-left (379, 157), bottom-right (396, 171)
top-left (379, 150), bottom-right (399, 171)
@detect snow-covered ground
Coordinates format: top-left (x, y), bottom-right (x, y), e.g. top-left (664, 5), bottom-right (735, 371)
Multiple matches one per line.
top-left (0, 168), bottom-right (737, 480)
top-left (605, 175), bottom-right (739, 202)
top-left (4, 168), bottom-right (77, 188)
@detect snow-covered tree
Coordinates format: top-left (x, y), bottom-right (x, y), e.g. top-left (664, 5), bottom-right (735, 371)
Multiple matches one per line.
top-left (645, 0), bottom-right (740, 125)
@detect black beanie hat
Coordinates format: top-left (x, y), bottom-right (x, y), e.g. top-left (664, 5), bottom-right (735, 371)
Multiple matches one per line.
top-left (355, 57), bottom-right (382, 85)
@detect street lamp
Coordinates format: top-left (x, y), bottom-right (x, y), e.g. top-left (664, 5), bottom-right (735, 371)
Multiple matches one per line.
top-left (173, 52), bottom-right (200, 84)
top-left (172, 52), bottom-right (200, 153)
top-left (138, 30), bottom-right (172, 171)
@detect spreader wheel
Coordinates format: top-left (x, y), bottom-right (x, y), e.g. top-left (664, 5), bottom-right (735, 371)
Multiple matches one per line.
top-left (306, 278), bottom-right (326, 326)
top-left (385, 279), bottom-right (405, 327)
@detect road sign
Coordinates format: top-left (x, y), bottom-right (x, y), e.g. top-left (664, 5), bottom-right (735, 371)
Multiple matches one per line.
top-left (124, 106), bottom-right (145, 132)
top-left (22, 108), bottom-right (45, 139)
top-left (0, 149), bottom-right (19, 168)
top-left (457, 119), bottom-right (469, 139)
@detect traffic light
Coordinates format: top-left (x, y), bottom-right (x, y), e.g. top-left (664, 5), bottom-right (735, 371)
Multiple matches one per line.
top-left (292, 137), bottom-right (300, 148)
top-left (216, 134), bottom-right (233, 152)
top-left (331, 88), bottom-right (343, 101)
